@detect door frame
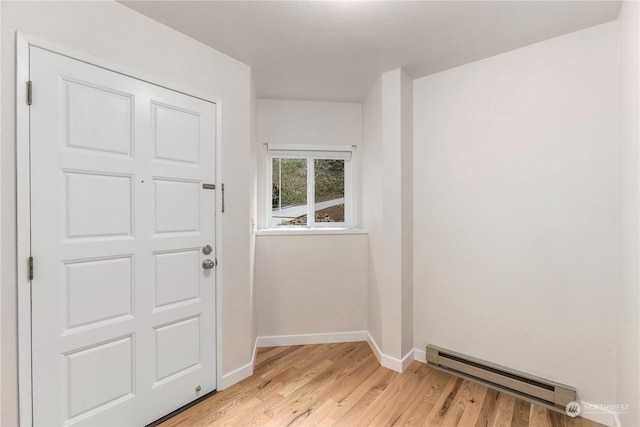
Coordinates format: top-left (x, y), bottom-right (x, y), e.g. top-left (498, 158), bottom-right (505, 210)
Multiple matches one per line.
top-left (16, 32), bottom-right (224, 426)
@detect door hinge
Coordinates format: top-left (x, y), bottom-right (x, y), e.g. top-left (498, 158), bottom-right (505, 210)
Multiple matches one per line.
top-left (221, 183), bottom-right (225, 213)
top-left (28, 256), bottom-right (34, 280)
top-left (27, 81), bottom-right (33, 106)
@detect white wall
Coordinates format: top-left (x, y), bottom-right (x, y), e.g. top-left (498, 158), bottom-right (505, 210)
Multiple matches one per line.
top-left (362, 69), bottom-right (414, 369)
top-left (255, 234), bottom-right (367, 341)
top-left (617, 1), bottom-right (640, 425)
top-left (1, 1), bottom-right (254, 424)
top-left (413, 22), bottom-right (618, 425)
top-left (362, 76), bottom-right (384, 355)
top-left (249, 71), bottom-right (258, 371)
top-left (400, 71), bottom-right (414, 358)
top-left (0, 3), bottom-right (3, 423)
top-left (379, 71), bottom-right (403, 361)
top-left (256, 99), bottom-right (362, 145)
top-left (0, 2), bottom-right (3, 424)
top-left (255, 100), bottom-right (367, 343)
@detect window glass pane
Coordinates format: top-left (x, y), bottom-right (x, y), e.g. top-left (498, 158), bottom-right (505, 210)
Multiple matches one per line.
top-left (271, 158), bottom-right (307, 226)
top-left (314, 159), bottom-right (345, 223)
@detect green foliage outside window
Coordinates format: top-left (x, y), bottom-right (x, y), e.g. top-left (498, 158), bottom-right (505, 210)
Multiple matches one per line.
top-left (272, 158), bottom-right (344, 206)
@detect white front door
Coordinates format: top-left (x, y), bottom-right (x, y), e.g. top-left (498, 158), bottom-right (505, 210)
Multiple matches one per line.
top-left (29, 47), bottom-right (217, 426)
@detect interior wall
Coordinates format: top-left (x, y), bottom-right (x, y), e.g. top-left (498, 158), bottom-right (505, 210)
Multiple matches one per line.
top-left (255, 234), bottom-right (367, 340)
top-left (255, 99), bottom-right (367, 341)
top-left (362, 69), bottom-right (413, 368)
top-left (249, 71), bottom-right (258, 361)
top-left (0, 3), bottom-right (3, 424)
top-left (400, 70), bottom-right (414, 358)
top-left (617, 1), bottom-right (640, 425)
top-left (413, 21), bottom-right (618, 424)
top-left (362, 77), bottom-right (384, 354)
top-left (379, 70), bottom-right (403, 360)
top-left (0, 1), bottom-right (253, 424)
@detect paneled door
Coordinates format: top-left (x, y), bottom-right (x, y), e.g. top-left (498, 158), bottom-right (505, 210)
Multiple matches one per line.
top-left (29, 47), bottom-right (217, 426)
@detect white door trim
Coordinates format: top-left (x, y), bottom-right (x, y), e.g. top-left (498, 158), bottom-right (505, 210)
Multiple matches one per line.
top-left (16, 32), bottom-right (224, 426)
top-left (16, 32), bottom-right (32, 427)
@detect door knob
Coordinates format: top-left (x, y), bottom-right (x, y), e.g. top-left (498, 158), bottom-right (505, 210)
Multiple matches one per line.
top-left (202, 259), bottom-right (215, 270)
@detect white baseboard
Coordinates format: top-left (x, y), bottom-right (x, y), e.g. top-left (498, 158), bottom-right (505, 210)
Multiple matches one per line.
top-left (257, 331), bottom-right (413, 373)
top-left (399, 350), bottom-right (415, 371)
top-left (613, 412), bottom-right (622, 427)
top-left (365, 333), bottom-right (413, 373)
top-left (366, 333), bottom-right (382, 364)
top-left (256, 331), bottom-right (368, 347)
top-left (220, 337), bottom-right (258, 390)
top-left (414, 348), bottom-right (427, 363)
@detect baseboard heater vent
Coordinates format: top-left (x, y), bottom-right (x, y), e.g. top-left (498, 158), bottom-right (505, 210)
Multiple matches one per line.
top-left (426, 345), bottom-right (575, 413)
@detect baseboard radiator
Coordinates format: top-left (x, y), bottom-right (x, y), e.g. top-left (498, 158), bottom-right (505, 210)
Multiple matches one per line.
top-left (426, 345), bottom-right (576, 413)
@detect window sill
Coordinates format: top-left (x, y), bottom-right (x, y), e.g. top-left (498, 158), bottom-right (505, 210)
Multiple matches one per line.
top-left (256, 228), bottom-right (368, 236)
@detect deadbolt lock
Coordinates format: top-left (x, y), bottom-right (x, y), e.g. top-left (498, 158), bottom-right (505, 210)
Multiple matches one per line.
top-left (202, 244), bottom-right (212, 255)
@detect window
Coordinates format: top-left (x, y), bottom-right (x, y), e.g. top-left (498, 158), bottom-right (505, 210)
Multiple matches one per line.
top-left (267, 144), bottom-right (354, 228)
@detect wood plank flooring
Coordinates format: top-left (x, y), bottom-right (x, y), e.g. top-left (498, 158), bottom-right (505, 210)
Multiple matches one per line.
top-left (159, 342), bottom-right (605, 427)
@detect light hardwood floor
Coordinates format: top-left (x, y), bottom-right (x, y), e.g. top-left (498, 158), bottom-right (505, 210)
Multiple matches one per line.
top-left (159, 342), bottom-right (605, 427)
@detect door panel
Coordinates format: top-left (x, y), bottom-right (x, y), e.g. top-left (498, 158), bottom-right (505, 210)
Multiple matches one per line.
top-left (66, 337), bottom-right (134, 419)
top-left (65, 80), bottom-right (133, 156)
top-left (154, 250), bottom-right (201, 309)
top-left (153, 179), bottom-right (201, 234)
top-left (30, 47), bottom-right (216, 426)
top-left (152, 103), bottom-right (201, 164)
top-left (65, 172), bottom-right (133, 238)
top-left (64, 256), bottom-right (133, 330)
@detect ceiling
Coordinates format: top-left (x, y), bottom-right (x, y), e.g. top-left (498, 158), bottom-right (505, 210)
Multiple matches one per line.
top-left (120, 0), bottom-right (622, 103)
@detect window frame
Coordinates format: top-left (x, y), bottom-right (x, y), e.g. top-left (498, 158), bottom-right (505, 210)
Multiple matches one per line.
top-left (266, 144), bottom-right (355, 229)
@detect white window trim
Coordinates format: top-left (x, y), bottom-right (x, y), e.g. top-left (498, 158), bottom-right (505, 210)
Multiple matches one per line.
top-left (265, 143), bottom-right (356, 230)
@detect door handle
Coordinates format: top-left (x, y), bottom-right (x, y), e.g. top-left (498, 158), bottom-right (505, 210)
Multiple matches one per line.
top-left (202, 259), bottom-right (215, 270)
